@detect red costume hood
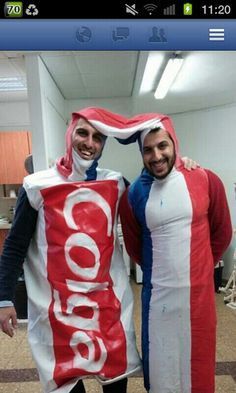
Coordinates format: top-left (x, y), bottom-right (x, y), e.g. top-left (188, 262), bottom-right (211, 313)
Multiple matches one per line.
top-left (56, 107), bottom-right (181, 178)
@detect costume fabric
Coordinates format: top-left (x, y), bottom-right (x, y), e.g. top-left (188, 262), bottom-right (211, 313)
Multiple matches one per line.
top-left (118, 116), bottom-right (232, 393)
top-left (19, 108), bottom-right (144, 393)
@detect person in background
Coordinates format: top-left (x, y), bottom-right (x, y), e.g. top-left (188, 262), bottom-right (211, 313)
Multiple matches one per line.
top-left (13, 154), bottom-right (34, 318)
top-left (119, 112), bottom-right (232, 393)
top-left (24, 154), bottom-right (34, 175)
top-left (214, 260), bottom-right (224, 292)
top-left (0, 107), bottom-right (197, 393)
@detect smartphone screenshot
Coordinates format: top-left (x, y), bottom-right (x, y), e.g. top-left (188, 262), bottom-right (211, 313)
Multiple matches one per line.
top-left (0, 2), bottom-right (235, 393)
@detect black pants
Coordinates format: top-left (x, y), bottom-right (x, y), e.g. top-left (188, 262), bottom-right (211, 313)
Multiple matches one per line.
top-left (70, 378), bottom-right (127, 393)
top-left (214, 266), bottom-right (223, 292)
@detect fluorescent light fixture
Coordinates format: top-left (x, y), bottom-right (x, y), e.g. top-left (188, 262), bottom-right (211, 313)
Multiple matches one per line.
top-left (154, 56), bottom-right (183, 99)
top-left (0, 77), bottom-right (27, 91)
top-left (139, 52), bottom-right (164, 95)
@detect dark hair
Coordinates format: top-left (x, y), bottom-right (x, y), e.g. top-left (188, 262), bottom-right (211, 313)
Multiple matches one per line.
top-left (148, 127), bottom-right (162, 134)
top-left (24, 154), bottom-right (34, 174)
top-left (147, 127), bottom-right (174, 145)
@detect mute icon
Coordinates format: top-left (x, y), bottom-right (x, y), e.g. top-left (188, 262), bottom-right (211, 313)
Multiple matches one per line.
top-left (125, 3), bottom-right (139, 15)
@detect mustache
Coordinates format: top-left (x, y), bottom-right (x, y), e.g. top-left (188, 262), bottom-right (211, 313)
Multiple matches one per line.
top-left (150, 158), bottom-right (167, 164)
top-left (80, 145), bottom-right (95, 152)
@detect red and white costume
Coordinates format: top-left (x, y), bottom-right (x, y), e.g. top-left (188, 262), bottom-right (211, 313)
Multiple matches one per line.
top-left (22, 108), bottom-right (142, 393)
top-left (119, 113), bottom-right (232, 393)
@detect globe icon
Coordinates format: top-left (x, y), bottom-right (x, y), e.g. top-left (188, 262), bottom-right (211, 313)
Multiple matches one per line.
top-left (76, 27), bottom-right (92, 42)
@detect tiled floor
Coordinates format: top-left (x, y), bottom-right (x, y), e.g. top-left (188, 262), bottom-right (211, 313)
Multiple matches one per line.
top-left (0, 277), bottom-right (235, 392)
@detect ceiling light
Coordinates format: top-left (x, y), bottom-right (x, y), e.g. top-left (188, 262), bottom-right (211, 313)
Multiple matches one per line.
top-left (0, 77), bottom-right (27, 91)
top-left (154, 56), bottom-right (183, 99)
top-left (139, 52), bottom-right (164, 95)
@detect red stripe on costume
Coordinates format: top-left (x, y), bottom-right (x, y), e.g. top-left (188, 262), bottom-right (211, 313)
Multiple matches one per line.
top-left (41, 181), bottom-right (127, 387)
top-left (182, 169), bottom-right (216, 393)
top-left (119, 188), bottom-right (142, 265)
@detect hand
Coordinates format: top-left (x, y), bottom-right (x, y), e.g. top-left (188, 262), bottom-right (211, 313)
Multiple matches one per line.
top-left (182, 156), bottom-right (199, 171)
top-left (0, 306), bottom-right (18, 337)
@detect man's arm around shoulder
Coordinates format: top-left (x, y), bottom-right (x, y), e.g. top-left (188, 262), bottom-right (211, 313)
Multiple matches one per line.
top-left (206, 169), bottom-right (233, 263)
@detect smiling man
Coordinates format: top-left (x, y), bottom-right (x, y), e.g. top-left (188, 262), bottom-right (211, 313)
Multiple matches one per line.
top-left (72, 118), bottom-right (106, 161)
top-left (142, 127), bottom-right (176, 179)
top-left (120, 115), bottom-right (232, 393)
top-left (0, 108), bottom-right (142, 393)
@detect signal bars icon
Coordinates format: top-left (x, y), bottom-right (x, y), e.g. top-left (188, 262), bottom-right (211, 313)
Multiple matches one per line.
top-left (163, 4), bottom-right (175, 15)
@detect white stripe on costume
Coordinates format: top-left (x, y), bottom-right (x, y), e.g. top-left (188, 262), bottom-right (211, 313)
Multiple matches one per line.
top-left (97, 175), bottom-right (142, 385)
top-left (145, 169), bottom-right (193, 393)
top-left (90, 118), bottom-right (161, 138)
top-left (140, 122), bottom-right (163, 147)
top-left (24, 208), bottom-right (57, 392)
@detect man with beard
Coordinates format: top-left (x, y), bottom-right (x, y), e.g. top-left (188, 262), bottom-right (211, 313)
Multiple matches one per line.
top-left (0, 108), bottom-right (142, 393)
top-left (119, 114), bottom-right (232, 393)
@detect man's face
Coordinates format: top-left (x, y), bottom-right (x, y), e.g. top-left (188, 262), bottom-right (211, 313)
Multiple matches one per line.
top-left (142, 128), bottom-right (176, 179)
top-left (72, 118), bottom-right (104, 160)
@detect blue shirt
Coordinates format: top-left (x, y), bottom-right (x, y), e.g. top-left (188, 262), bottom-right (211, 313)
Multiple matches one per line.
top-left (0, 187), bottom-right (38, 302)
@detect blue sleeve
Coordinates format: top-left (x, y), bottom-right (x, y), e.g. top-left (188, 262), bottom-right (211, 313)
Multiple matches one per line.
top-left (0, 187), bottom-right (38, 301)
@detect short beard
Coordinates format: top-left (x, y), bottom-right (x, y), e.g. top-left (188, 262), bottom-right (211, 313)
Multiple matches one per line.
top-left (144, 152), bottom-right (176, 179)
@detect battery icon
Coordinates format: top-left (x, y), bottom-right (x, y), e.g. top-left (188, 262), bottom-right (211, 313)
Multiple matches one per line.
top-left (183, 3), bottom-right (192, 15)
top-left (4, 2), bottom-right (23, 17)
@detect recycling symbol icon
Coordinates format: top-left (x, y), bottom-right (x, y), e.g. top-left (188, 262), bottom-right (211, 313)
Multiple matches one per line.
top-left (26, 4), bottom-right (39, 16)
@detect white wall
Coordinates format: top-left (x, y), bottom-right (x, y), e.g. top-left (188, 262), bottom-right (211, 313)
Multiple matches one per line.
top-left (172, 104), bottom-right (236, 278)
top-left (38, 55), bottom-right (67, 166)
top-left (100, 138), bottom-right (143, 182)
top-left (25, 54), bottom-right (66, 171)
top-left (0, 101), bottom-right (30, 130)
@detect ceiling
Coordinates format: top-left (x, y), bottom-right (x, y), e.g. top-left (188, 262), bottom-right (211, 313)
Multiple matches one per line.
top-left (1, 50), bottom-right (236, 114)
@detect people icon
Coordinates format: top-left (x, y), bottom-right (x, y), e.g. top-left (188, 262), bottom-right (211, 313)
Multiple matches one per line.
top-left (149, 27), bottom-right (167, 42)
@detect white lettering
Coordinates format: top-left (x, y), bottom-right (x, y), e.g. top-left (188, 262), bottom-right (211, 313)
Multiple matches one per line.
top-left (65, 233), bottom-right (100, 279)
top-left (70, 331), bottom-right (107, 372)
top-left (63, 188), bottom-right (112, 236)
top-left (53, 290), bottom-right (99, 331)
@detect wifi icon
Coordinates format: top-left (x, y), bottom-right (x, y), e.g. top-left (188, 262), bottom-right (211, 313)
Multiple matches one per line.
top-left (144, 3), bottom-right (158, 15)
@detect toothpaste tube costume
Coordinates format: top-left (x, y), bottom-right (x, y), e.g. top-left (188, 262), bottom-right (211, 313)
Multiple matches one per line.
top-left (117, 113), bottom-right (232, 393)
top-left (20, 108), bottom-right (144, 392)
